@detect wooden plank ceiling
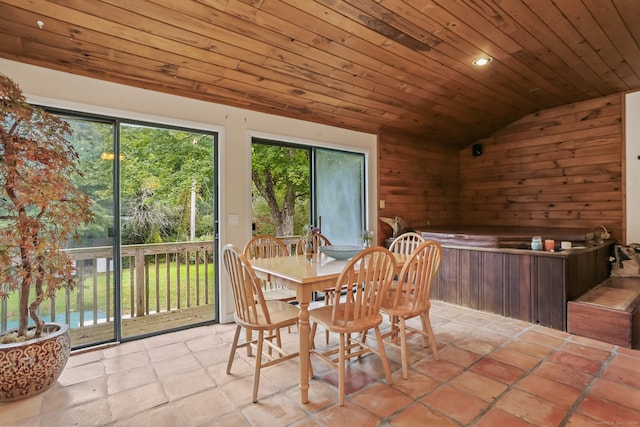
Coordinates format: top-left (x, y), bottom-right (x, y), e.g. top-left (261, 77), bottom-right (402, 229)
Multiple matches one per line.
top-left (0, 0), bottom-right (639, 148)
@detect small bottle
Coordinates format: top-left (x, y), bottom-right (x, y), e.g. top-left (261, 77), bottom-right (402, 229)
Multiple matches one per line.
top-left (531, 236), bottom-right (543, 251)
top-left (305, 241), bottom-right (314, 262)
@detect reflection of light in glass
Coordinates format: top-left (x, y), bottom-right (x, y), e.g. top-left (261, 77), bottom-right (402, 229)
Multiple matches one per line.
top-left (100, 152), bottom-right (125, 161)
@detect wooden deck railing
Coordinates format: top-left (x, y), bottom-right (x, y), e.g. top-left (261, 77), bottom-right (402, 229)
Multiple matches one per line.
top-left (1, 236), bottom-right (303, 339)
top-left (0, 241), bottom-right (215, 333)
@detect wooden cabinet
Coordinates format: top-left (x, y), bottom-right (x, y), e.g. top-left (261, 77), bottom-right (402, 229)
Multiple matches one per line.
top-left (431, 242), bottom-right (613, 331)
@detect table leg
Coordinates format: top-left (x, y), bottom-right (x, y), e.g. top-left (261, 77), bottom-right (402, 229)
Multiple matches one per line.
top-left (298, 300), bottom-right (310, 403)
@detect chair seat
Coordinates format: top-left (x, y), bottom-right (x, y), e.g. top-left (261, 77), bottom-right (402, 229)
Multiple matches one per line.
top-left (381, 291), bottom-right (430, 317)
top-left (235, 300), bottom-right (299, 331)
top-left (309, 304), bottom-right (384, 335)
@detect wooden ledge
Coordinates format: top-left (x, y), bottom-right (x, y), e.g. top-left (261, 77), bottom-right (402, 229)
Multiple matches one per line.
top-left (575, 278), bottom-right (640, 312)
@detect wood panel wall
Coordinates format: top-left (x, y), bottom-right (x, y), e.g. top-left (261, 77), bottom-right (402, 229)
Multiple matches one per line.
top-left (458, 94), bottom-right (624, 242)
top-left (377, 132), bottom-right (459, 244)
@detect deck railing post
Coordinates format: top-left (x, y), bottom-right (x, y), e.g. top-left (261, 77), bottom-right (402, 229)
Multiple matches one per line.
top-left (135, 247), bottom-right (145, 317)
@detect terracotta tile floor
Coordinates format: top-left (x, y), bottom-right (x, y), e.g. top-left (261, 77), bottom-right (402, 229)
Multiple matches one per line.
top-left (2, 300), bottom-right (640, 426)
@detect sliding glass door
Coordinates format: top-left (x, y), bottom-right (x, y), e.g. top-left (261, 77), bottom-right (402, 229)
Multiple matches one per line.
top-left (45, 113), bottom-right (217, 348)
top-left (251, 139), bottom-right (366, 245)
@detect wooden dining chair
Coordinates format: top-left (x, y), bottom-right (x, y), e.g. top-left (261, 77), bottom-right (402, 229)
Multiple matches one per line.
top-left (222, 244), bottom-right (300, 403)
top-left (380, 240), bottom-right (443, 379)
top-left (388, 231), bottom-right (425, 255)
top-left (243, 234), bottom-right (297, 302)
top-left (309, 246), bottom-right (396, 406)
top-left (295, 232), bottom-right (332, 255)
top-left (244, 234), bottom-right (290, 259)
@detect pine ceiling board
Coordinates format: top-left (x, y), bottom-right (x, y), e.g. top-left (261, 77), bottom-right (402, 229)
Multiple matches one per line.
top-left (286, 0), bottom-right (526, 123)
top-left (496, 0), bottom-right (605, 99)
top-left (57, 0), bottom-right (263, 67)
top-left (0, 8), bottom-right (230, 80)
top-left (1, 0), bottom-right (639, 147)
top-left (131, 0), bottom-right (312, 61)
top-left (194, 0), bottom-right (492, 129)
top-left (425, 0), bottom-right (572, 107)
top-left (258, 0), bottom-right (497, 112)
top-left (474, 0), bottom-right (600, 100)
top-left (388, 1), bottom-right (553, 113)
top-left (265, 0), bottom-right (546, 133)
top-left (4, 12), bottom-right (384, 133)
top-left (335, 0), bottom-right (552, 116)
top-left (250, 0), bottom-right (514, 137)
top-left (582, 0), bottom-right (640, 86)
top-left (339, 0), bottom-right (443, 51)
top-left (308, 0), bottom-right (540, 111)
top-left (23, 1), bottom-right (390, 129)
top-left (612, 0), bottom-right (640, 48)
top-left (2, 0), bottom-right (243, 70)
top-left (226, 63), bottom-right (399, 120)
top-left (202, 2), bottom-right (436, 119)
top-left (523, 0), bottom-right (624, 96)
top-left (541, 0), bottom-right (629, 91)
top-left (556, 0), bottom-right (639, 89)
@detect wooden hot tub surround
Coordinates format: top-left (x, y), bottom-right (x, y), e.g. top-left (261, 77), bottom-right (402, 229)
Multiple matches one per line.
top-left (393, 226), bottom-right (614, 331)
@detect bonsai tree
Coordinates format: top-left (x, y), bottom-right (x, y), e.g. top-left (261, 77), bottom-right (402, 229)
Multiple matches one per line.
top-left (0, 73), bottom-right (93, 340)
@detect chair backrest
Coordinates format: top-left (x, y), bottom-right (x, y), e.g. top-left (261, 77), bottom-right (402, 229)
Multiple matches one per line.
top-left (388, 231), bottom-right (425, 255)
top-left (243, 234), bottom-right (290, 259)
top-left (223, 244), bottom-right (271, 327)
top-left (296, 232), bottom-right (332, 255)
top-left (389, 240), bottom-right (442, 313)
top-left (330, 246), bottom-right (395, 327)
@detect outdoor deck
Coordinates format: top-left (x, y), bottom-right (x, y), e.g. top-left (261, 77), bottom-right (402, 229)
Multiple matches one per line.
top-left (70, 305), bottom-right (215, 347)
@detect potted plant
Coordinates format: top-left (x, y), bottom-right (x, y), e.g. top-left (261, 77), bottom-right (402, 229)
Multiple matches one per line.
top-left (0, 73), bottom-right (94, 401)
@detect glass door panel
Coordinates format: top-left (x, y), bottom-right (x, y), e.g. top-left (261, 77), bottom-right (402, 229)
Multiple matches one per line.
top-left (60, 116), bottom-right (117, 348)
top-left (250, 143), bottom-right (310, 237)
top-left (119, 124), bottom-right (216, 339)
top-left (316, 149), bottom-right (365, 245)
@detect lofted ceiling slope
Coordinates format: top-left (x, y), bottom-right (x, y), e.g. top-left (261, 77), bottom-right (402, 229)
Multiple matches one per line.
top-left (0, 0), bottom-right (639, 148)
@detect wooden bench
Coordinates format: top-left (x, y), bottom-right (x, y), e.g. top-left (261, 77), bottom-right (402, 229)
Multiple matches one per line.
top-left (567, 277), bottom-right (640, 348)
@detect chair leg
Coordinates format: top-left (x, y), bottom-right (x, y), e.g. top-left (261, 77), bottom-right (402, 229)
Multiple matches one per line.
top-left (374, 326), bottom-right (393, 385)
top-left (399, 317), bottom-right (409, 380)
top-left (310, 322), bottom-right (318, 350)
top-left (339, 333), bottom-right (346, 407)
top-left (420, 313), bottom-right (439, 360)
top-left (390, 315), bottom-right (400, 343)
top-left (309, 322), bottom-right (317, 379)
top-left (271, 328), bottom-right (282, 357)
top-left (227, 324), bottom-right (242, 374)
top-left (252, 330), bottom-right (265, 403)
top-left (245, 327), bottom-right (253, 357)
top-left (324, 290), bottom-right (334, 345)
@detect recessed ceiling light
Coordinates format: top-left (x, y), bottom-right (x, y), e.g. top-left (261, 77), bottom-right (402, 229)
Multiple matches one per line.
top-left (472, 56), bottom-right (493, 66)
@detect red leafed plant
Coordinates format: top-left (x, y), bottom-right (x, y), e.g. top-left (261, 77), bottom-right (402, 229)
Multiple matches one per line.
top-left (0, 73), bottom-right (93, 340)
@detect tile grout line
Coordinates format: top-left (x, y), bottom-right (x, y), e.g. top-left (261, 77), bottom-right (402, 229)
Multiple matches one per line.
top-left (555, 340), bottom-right (618, 426)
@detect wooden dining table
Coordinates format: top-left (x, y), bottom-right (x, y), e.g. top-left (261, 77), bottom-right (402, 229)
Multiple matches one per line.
top-left (249, 251), bottom-right (408, 404)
